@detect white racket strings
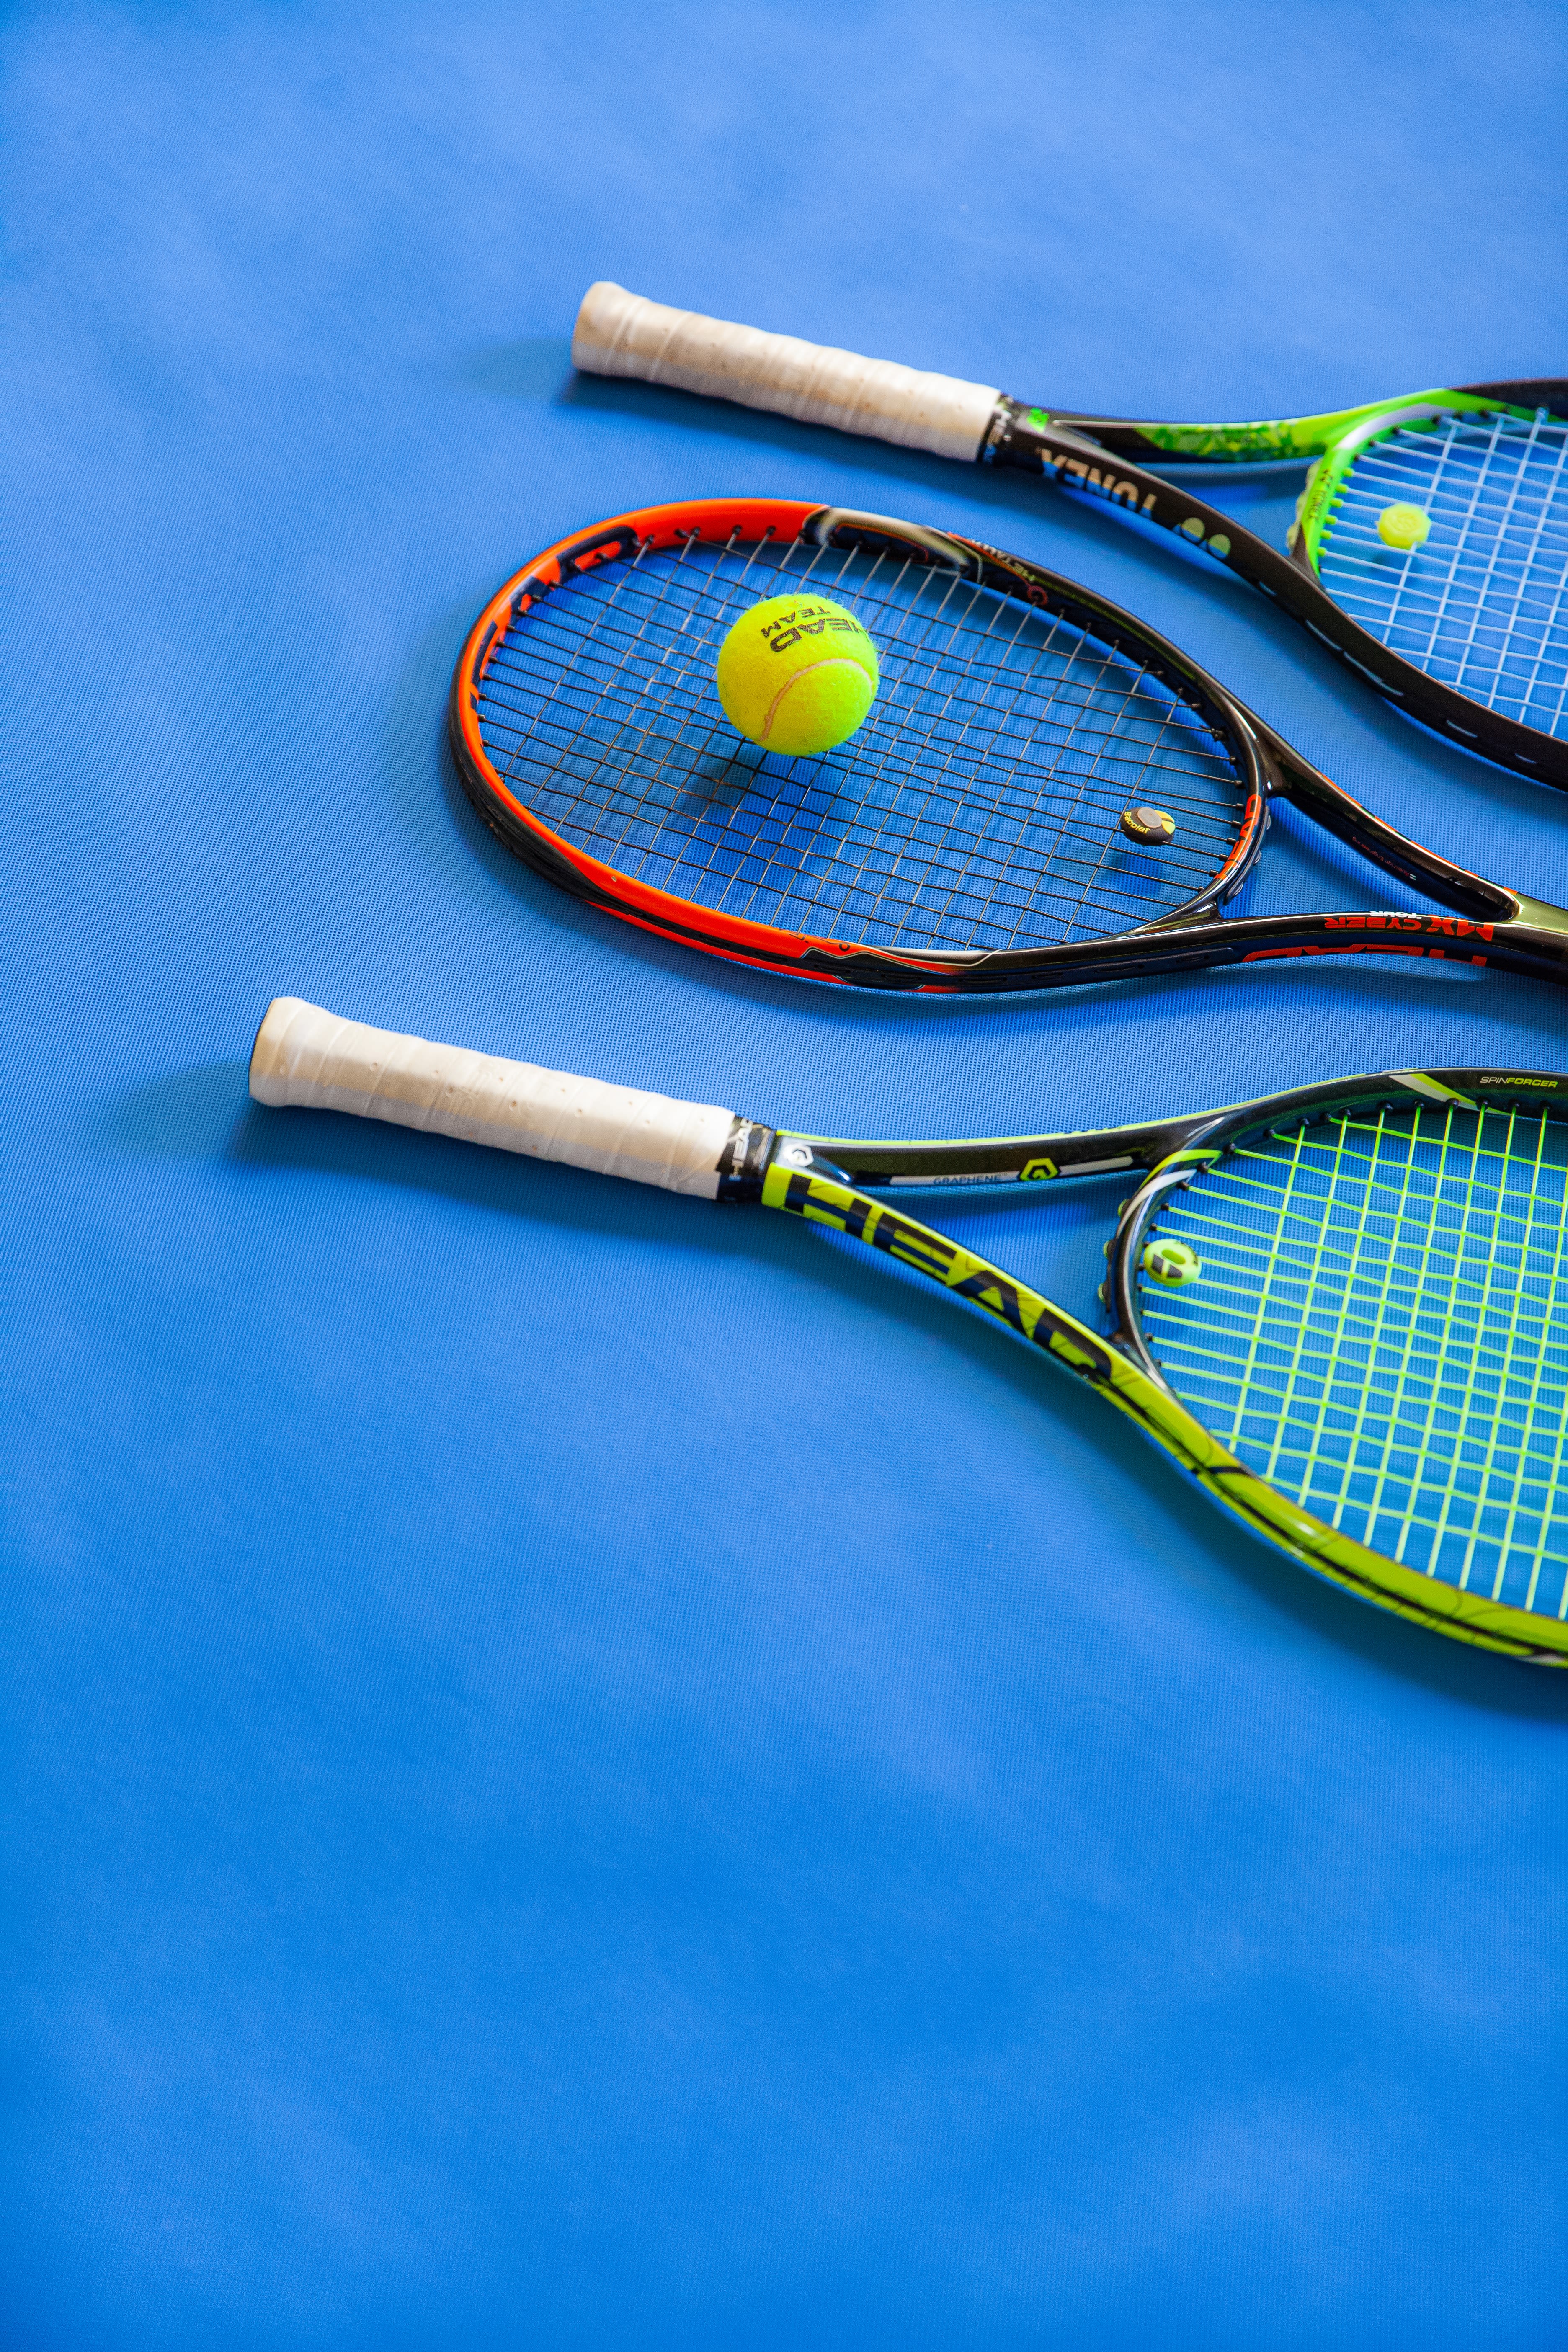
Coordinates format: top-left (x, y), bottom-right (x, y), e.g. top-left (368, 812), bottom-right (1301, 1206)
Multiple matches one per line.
top-left (1319, 410), bottom-right (1568, 737)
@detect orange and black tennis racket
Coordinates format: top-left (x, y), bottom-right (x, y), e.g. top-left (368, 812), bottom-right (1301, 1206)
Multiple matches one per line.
top-left (449, 496), bottom-right (1568, 994)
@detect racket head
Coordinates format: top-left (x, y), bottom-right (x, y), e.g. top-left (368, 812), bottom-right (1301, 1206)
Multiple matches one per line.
top-left (449, 498), bottom-right (1268, 989)
top-left (1107, 1070), bottom-right (1568, 1657)
top-left (1296, 398), bottom-right (1568, 759)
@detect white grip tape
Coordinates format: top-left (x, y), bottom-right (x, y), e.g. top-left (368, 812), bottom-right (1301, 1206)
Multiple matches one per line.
top-left (572, 281), bottom-right (1001, 466)
top-left (249, 998), bottom-right (738, 1199)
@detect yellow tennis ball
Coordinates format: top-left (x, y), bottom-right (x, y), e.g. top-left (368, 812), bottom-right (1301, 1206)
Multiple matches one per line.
top-left (715, 594), bottom-right (879, 757)
top-left (1377, 502), bottom-right (1431, 551)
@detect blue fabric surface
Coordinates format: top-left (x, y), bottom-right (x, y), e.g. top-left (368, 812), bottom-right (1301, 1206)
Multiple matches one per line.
top-left (5, 3), bottom-right (1568, 2344)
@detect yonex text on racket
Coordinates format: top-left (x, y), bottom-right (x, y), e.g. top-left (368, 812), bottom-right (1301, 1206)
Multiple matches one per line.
top-left (253, 998), bottom-right (1568, 1664)
top-left (450, 495), bottom-right (1568, 993)
top-left (573, 284), bottom-right (1568, 792)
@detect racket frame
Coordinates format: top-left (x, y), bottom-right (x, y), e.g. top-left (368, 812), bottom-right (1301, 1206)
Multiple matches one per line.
top-left (753, 1067), bottom-right (1568, 1663)
top-left (984, 388), bottom-right (1568, 790)
top-left (449, 496), bottom-right (1568, 994)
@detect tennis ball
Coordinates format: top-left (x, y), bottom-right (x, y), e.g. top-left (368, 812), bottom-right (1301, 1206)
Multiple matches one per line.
top-left (1377, 502), bottom-right (1431, 552)
top-left (715, 594), bottom-right (879, 757)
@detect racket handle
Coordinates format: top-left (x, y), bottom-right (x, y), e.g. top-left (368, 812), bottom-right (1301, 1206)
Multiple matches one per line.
top-left (573, 281), bottom-right (1001, 466)
top-left (249, 998), bottom-right (740, 1198)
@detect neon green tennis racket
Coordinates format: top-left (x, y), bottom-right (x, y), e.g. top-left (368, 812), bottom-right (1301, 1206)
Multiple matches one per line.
top-left (252, 998), bottom-right (1568, 1664)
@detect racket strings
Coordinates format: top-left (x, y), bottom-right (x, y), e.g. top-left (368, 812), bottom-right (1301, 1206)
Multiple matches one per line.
top-left (1136, 1102), bottom-right (1568, 1615)
top-left (1318, 409), bottom-right (1568, 738)
top-left (781, 544), bottom-right (1222, 945)
top-left (491, 539), bottom-right (1222, 842)
top-left (496, 541), bottom-right (1232, 837)
top-left (650, 537), bottom-right (1084, 936)
top-left (471, 528), bottom-right (1248, 953)
top-left (485, 570), bottom-right (1232, 822)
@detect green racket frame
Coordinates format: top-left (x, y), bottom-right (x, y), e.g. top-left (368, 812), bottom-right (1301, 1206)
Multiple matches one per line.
top-left (744, 1067), bottom-right (1568, 1665)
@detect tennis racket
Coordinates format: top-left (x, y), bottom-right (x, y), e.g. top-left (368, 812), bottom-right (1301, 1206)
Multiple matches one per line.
top-left (572, 284), bottom-right (1568, 794)
top-left (449, 493), bottom-right (1568, 992)
top-left (252, 996), bottom-right (1568, 1663)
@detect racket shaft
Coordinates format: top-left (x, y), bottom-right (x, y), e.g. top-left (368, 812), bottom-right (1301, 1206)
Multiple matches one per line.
top-left (571, 285), bottom-right (1290, 481)
top-left (248, 996), bottom-right (1210, 1449)
top-left (249, 998), bottom-right (737, 1197)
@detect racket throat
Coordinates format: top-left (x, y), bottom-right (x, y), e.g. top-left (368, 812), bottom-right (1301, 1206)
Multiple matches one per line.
top-left (983, 402), bottom-right (1257, 575)
top-left (1509, 893), bottom-right (1568, 939)
top-left (1249, 726), bottom-right (1532, 927)
top-left (716, 1115), bottom-right (779, 1202)
top-left (984, 404), bottom-right (1163, 523)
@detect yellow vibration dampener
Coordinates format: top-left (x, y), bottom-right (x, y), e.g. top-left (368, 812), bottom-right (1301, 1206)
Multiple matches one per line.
top-left (1143, 1239), bottom-right (1201, 1287)
top-left (1377, 502), bottom-right (1432, 552)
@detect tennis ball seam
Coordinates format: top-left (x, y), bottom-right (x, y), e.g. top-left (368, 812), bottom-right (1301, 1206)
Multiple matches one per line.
top-left (759, 656), bottom-right (874, 744)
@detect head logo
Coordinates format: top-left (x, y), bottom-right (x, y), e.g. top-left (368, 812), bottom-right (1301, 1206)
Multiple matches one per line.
top-left (1020, 1158), bottom-right (1058, 1181)
top-left (762, 604), bottom-right (872, 657)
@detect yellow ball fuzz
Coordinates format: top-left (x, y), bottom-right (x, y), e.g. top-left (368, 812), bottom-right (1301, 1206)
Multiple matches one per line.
top-left (1377, 501), bottom-right (1431, 552)
top-left (715, 594), bottom-right (879, 757)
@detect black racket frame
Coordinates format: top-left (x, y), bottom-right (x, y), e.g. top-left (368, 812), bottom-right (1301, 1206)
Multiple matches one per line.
top-left (985, 380), bottom-right (1568, 792)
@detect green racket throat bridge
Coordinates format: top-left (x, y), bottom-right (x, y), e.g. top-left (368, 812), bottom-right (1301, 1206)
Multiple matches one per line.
top-left (1054, 393), bottom-right (1504, 469)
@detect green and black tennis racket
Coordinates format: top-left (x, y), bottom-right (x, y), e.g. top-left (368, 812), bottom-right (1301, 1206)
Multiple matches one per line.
top-left (573, 285), bottom-right (1568, 794)
top-left (253, 996), bottom-right (1568, 1664)
top-left (450, 494), bottom-right (1568, 992)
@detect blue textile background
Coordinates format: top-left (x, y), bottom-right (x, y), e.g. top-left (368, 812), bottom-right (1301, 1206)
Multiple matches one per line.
top-left (5, 3), bottom-right (1568, 2344)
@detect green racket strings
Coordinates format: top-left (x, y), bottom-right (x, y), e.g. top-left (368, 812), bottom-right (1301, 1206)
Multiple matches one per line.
top-left (1138, 1100), bottom-right (1568, 1615)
